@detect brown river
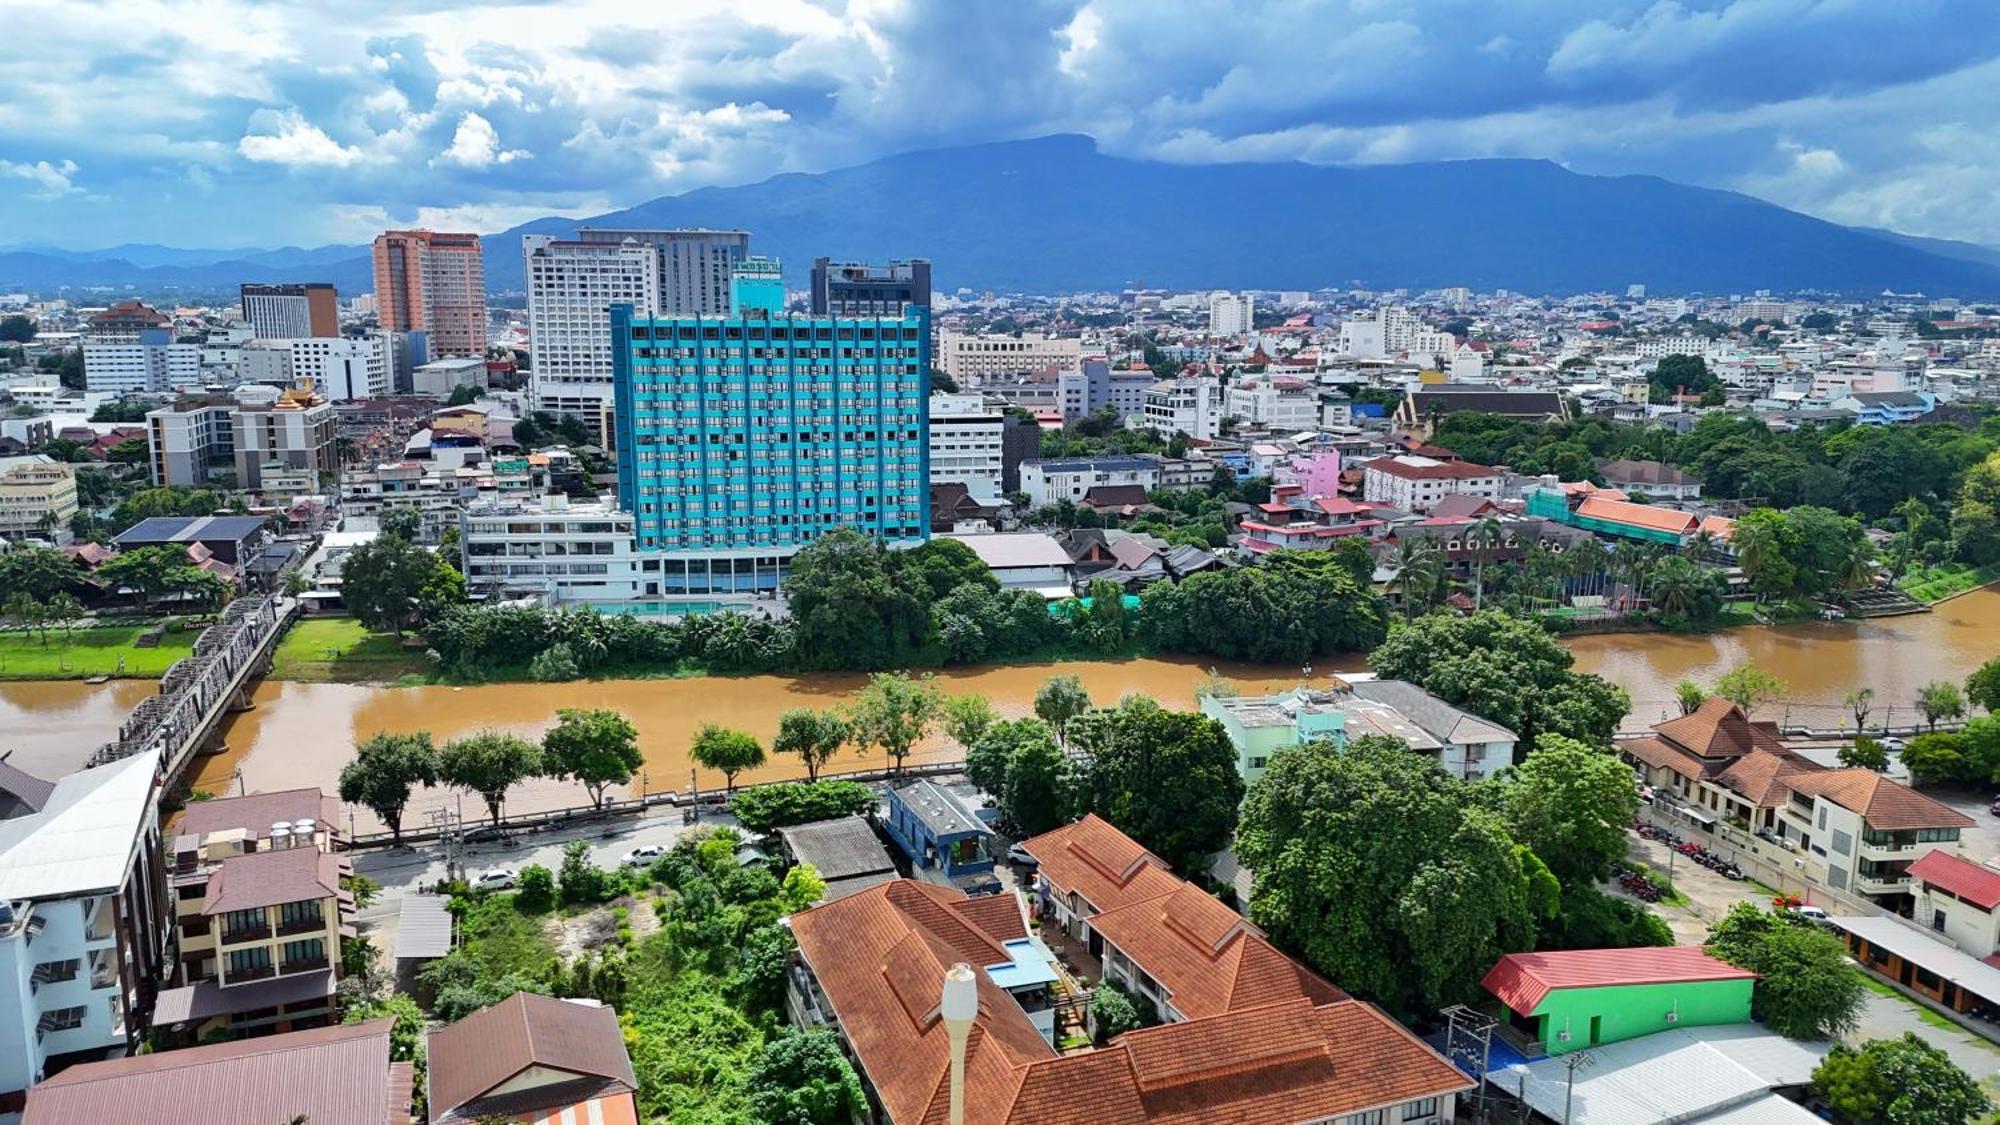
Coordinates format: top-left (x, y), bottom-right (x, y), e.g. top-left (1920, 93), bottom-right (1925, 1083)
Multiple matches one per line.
top-left (4, 589), bottom-right (1998, 830)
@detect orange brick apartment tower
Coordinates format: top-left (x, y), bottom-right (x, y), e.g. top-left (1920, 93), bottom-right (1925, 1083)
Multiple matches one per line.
top-left (371, 230), bottom-right (487, 358)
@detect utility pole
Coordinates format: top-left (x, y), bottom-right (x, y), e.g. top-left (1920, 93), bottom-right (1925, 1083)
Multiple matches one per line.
top-left (1563, 1050), bottom-right (1596, 1125)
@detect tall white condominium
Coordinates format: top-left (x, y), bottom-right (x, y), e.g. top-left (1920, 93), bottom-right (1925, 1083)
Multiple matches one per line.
top-left (523, 234), bottom-right (663, 422)
top-left (1209, 291), bottom-right (1254, 336)
top-left (576, 228), bottom-right (747, 315)
top-left (928, 393), bottom-right (1005, 501)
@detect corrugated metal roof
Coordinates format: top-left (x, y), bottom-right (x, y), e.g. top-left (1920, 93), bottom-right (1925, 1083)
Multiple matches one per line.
top-left (395, 893), bottom-right (454, 960)
top-left (1488, 1025), bottom-right (1828, 1125)
top-left (0, 750), bottom-right (159, 901)
top-left (1832, 914), bottom-right (2000, 1003)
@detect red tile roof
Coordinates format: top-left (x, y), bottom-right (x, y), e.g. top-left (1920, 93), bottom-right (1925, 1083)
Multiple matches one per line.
top-left (1086, 883), bottom-right (1346, 1020)
top-left (426, 992), bottom-right (637, 1122)
top-left (1715, 748), bottom-right (1823, 808)
top-left (1575, 494), bottom-right (1698, 535)
top-left (201, 846), bottom-right (342, 914)
top-left (24, 1018), bottom-right (408, 1125)
top-left (1653, 698), bottom-right (1786, 761)
top-left (1482, 947), bottom-right (1755, 1016)
top-left (1020, 814), bottom-right (1183, 915)
top-left (1783, 769), bottom-right (1975, 831)
top-left (1363, 456), bottom-right (1499, 481)
top-left (1620, 735), bottom-right (1711, 782)
top-left (1910, 850), bottom-right (2000, 911)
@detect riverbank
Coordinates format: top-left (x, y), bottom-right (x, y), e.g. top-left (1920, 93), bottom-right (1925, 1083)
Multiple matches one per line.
top-left (0, 623), bottom-right (197, 680)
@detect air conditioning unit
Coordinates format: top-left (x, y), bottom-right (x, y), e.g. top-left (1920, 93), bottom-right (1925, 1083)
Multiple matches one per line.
top-left (1557, 1029), bottom-right (1572, 1042)
top-left (1664, 1010), bottom-right (1679, 1023)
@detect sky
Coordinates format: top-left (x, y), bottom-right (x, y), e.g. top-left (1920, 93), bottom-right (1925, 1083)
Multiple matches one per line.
top-left (5, 0), bottom-right (2000, 250)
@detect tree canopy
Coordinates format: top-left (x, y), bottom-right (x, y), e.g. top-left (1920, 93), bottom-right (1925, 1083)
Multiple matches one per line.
top-left (1069, 697), bottom-right (1244, 875)
top-left (1813, 1033), bottom-right (1990, 1125)
top-left (337, 732), bottom-right (439, 843)
top-left (1138, 550), bottom-right (1390, 663)
top-left (439, 730), bottom-right (543, 823)
top-left (1503, 734), bottom-right (1641, 885)
top-left (1369, 610), bottom-right (1630, 749)
top-left (690, 724), bottom-right (766, 795)
top-left (1705, 903), bottom-right (1864, 1040)
top-left (540, 708), bottom-right (643, 808)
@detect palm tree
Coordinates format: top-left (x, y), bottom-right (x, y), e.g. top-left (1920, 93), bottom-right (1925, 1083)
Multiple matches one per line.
top-left (1469, 516), bottom-right (1505, 611)
top-left (1685, 528), bottom-right (1719, 563)
top-left (1572, 538), bottom-right (1611, 600)
top-left (1833, 537), bottom-right (1876, 592)
top-left (1845, 688), bottom-right (1874, 732)
top-left (1731, 519), bottom-right (1779, 602)
top-left (1389, 537), bottom-right (1435, 620)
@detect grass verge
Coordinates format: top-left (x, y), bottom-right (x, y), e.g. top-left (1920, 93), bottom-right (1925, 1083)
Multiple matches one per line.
top-left (0, 623), bottom-right (198, 679)
top-left (1899, 563), bottom-right (2000, 605)
top-left (269, 617), bottom-right (433, 683)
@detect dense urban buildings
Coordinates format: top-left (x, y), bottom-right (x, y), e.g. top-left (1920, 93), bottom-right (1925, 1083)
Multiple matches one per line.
top-left (578, 227), bottom-right (747, 315)
top-left (370, 230), bottom-right (486, 358)
top-left (522, 233), bottom-right (662, 426)
top-left (238, 284), bottom-right (337, 340)
top-left (936, 330), bottom-right (1083, 385)
top-left (611, 257), bottom-right (929, 596)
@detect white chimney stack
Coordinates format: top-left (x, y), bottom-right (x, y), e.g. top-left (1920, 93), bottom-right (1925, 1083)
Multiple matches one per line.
top-left (941, 962), bottom-right (978, 1125)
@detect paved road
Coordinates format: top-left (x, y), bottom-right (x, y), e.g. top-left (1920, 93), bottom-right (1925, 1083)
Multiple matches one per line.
top-left (351, 806), bottom-right (738, 958)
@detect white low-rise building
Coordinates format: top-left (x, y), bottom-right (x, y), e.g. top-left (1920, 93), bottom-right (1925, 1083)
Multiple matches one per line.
top-left (928, 393), bottom-right (1004, 502)
top-left (1361, 454), bottom-right (1503, 513)
top-left (1225, 373), bottom-right (1318, 431)
top-left (1018, 456), bottom-right (1162, 507)
top-left (459, 495), bottom-right (642, 604)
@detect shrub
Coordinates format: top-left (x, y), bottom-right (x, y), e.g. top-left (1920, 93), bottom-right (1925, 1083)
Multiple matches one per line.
top-left (514, 864), bottom-right (556, 913)
top-left (528, 642), bottom-right (580, 682)
top-left (1089, 981), bottom-right (1157, 1044)
top-left (558, 841), bottom-right (611, 906)
top-left (728, 780), bottom-right (878, 832)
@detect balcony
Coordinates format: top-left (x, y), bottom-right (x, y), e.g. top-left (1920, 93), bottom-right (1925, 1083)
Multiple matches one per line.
top-left (279, 955), bottom-right (330, 977)
top-left (220, 922), bottom-right (272, 945)
top-left (230, 963), bottom-right (276, 983)
top-left (275, 913), bottom-right (326, 939)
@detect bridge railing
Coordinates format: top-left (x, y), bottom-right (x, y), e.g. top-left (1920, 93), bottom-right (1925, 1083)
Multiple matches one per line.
top-left (86, 596), bottom-right (291, 773)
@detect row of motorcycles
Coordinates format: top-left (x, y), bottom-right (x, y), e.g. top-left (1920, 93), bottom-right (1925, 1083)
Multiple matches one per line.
top-left (1633, 820), bottom-right (1747, 881)
top-left (1610, 862), bottom-right (1667, 902)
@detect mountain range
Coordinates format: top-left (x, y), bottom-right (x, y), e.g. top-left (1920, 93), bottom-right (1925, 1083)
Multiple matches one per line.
top-left (7, 135), bottom-right (2000, 298)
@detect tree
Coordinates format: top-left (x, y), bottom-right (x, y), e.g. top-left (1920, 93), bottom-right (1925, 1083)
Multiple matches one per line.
top-left (0, 547), bottom-right (76, 602)
top-left (1675, 679), bottom-right (1708, 715)
top-left (965, 717), bottom-right (1044, 800)
top-left (1917, 680), bottom-right (1966, 731)
top-left (1839, 736), bottom-right (1890, 771)
top-left (1965, 657), bottom-right (2000, 717)
top-left (104, 435), bottom-right (149, 465)
top-left (1900, 732), bottom-right (1966, 787)
top-left (1033, 674), bottom-right (1091, 746)
top-left (337, 732), bottom-right (439, 844)
top-left (689, 724), bottom-right (765, 796)
top-left (744, 1028), bottom-right (867, 1125)
top-left (782, 529), bottom-right (929, 668)
top-left (771, 708), bottom-right (850, 783)
top-left (378, 504), bottom-right (423, 542)
top-left (1812, 1033), bottom-right (1991, 1125)
top-left (1847, 687), bottom-right (1877, 730)
top-left (3, 592), bottom-right (45, 647)
top-left (902, 538), bottom-right (997, 600)
top-left (96, 545), bottom-right (192, 609)
top-left (1504, 735), bottom-right (1640, 884)
top-left (44, 593), bottom-right (82, 652)
top-left (1000, 725), bottom-right (1070, 835)
top-left (941, 693), bottom-right (998, 751)
top-left (1714, 662), bottom-right (1785, 715)
top-left (1705, 903), bottom-right (1864, 1039)
top-left (847, 672), bottom-right (941, 775)
top-left (1089, 981), bottom-right (1156, 1043)
top-left (540, 708), bottom-right (643, 808)
top-left (339, 535), bottom-right (439, 636)
top-left (0, 314), bottom-right (35, 343)
top-left (444, 383), bottom-right (480, 407)
top-left (1369, 611), bottom-right (1629, 749)
top-left (439, 731), bottom-right (542, 823)
top-left (1238, 737), bottom-right (1537, 1018)
top-left (1070, 698), bottom-right (1243, 874)
top-left (558, 839), bottom-right (611, 905)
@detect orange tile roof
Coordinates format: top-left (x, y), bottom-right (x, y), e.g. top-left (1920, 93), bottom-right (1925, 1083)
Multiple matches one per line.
top-left (1019, 814), bottom-right (1183, 914)
top-left (1909, 850), bottom-right (2000, 911)
top-left (1715, 748), bottom-right (1824, 808)
top-left (1482, 947), bottom-right (1755, 1015)
top-left (1620, 735), bottom-right (1711, 782)
top-left (1698, 515), bottom-right (1736, 540)
top-left (1653, 698), bottom-right (1786, 760)
top-left (1575, 494), bottom-right (1697, 535)
top-left (1086, 883), bottom-right (1345, 1020)
top-left (1784, 769), bottom-right (1974, 831)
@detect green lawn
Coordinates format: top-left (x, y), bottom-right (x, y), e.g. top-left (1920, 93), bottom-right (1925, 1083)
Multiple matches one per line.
top-left (1899, 563), bottom-right (2000, 604)
top-left (270, 617), bottom-right (432, 683)
top-left (0, 623), bottom-right (198, 679)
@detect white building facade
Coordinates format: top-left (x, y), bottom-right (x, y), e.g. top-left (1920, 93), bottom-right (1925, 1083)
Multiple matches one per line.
top-left (1017, 456), bottom-right (1162, 507)
top-left (1208, 291), bottom-right (1253, 336)
top-left (1141, 377), bottom-right (1222, 440)
top-left (523, 234), bottom-right (663, 423)
top-left (928, 393), bottom-right (1005, 501)
top-left (459, 496), bottom-right (643, 604)
top-left (1361, 455), bottom-right (1503, 513)
top-left (937, 332), bottom-right (1083, 385)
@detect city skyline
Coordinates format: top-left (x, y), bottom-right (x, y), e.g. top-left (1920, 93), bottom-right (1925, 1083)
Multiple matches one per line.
top-left (4, 1), bottom-right (2000, 250)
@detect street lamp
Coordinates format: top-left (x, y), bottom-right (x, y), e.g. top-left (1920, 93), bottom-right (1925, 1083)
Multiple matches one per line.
top-left (1563, 1050), bottom-right (1597, 1125)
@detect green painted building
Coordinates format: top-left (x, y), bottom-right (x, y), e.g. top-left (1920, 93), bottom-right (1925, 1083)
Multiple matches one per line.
top-left (1482, 947), bottom-right (1756, 1055)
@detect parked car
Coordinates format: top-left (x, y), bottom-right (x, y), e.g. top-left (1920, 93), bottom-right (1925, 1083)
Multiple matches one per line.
top-left (1881, 736), bottom-right (1907, 751)
top-left (622, 843), bottom-right (667, 867)
top-left (472, 867), bottom-right (517, 891)
top-left (1987, 796), bottom-right (2000, 817)
top-left (1790, 904), bottom-right (1832, 926)
top-left (1007, 842), bottom-right (1038, 867)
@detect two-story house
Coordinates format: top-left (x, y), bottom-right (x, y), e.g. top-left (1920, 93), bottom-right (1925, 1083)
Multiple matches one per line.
top-left (154, 788), bottom-right (349, 1040)
top-left (1908, 849), bottom-right (2000, 958)
top-left (0, 752), bottom-right (170, 1115)
top-left (1201, 679), bottom-right (1516, 786)
top-left (1624, 699), bottom-right (1971, 912)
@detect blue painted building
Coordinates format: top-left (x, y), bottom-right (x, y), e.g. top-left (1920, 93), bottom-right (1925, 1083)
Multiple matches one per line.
top-left (610, 257), bottom-right (930, 596)
top-left (882, 780), bottom-right (995, 884)
top-left (1833, 390), bottom-right (1936, 425)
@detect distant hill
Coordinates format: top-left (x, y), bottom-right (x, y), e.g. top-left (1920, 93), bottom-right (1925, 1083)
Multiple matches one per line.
top-left (10, 136), bottom-right (2000, 298)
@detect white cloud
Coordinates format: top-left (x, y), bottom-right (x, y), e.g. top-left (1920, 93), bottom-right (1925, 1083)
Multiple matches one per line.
top-left (433, 111), bottom-right (529, 168)
top-left (237, 109), bottom-right (364, 167)
top-left (0, 158), bottom-right (80, 200)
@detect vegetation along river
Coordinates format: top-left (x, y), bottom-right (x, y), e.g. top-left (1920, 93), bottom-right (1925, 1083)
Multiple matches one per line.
top-left (3, 588), bottom-right (1997, 830)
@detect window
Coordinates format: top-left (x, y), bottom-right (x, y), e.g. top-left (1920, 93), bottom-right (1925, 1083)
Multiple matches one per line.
top-left (222, 908), bottom-right (267, 939)
top-left (281, 938), bottom-right (325, 966)
top-left (1402, 1099), bottom-right (1440, 1121)
top-left (1345, 1112), bottom-right (1386, 1125)
top-left (279, 900), bottom-right (323, 930)
top-left (228, 947), bottom-right (272, 978)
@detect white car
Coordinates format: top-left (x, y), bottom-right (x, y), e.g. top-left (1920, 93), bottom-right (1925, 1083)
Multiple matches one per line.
top-left (1790, 905), bottom-right (1832, 926)
top-left (1007, 843), bottom-right (1037, 867)
top-left (472, 867), bottom-right (517, 891)
top-left (1880, 736), bottom-right (1907, 752)
top-left (622, 844), bottom-right (668, 867)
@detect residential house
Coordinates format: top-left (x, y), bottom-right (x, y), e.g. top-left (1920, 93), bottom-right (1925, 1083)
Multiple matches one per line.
top-left (0, 751), bottom-right (170, 1113)
top-left (788, 843), bottom-right (1471, 1124)
top-left (426, 992), bottom-right (637, 1124)
top-left (774, 816), bottom-right (899, 903)
top-left (20, 1018), bottom-right (412, 1125)
top-left (882, 781), bottom-right (995, 889)
top-left (1832, 390), bottom-right (1937, 424)
top-left (111, 515), bottom-right (272, 567)
top-left (943, 532), bottom-right (1073, 593)
top-left (929, 482), bottom-right (1002, 534)
top-left (1623, 699), bottom-right (1971, 911)
top-left (1016, 456), bottom-right (1161, 508)
top-left (1909, 849), bottom-right (2000, 959)
top-left (1348, 678), bottom-right (1519, 779)
top-left (1201, 681), bottom-right (1516, 786)
top-left (1481, 947), bottom-right (1756, 1056)
top-left (154, 788), bottom-right (350, 1040)
top-left (1598, 459), bottom-right (1702, 501)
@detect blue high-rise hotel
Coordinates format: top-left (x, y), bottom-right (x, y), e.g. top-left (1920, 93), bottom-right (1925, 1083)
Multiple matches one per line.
top-left (611, 257), bottom-right (931, 597)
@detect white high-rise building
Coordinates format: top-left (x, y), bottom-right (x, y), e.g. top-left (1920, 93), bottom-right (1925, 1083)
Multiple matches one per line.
top-left (239, 337), bottom-right (393, 401)
top-left (1338, 307), bottom-right (1454, 365)
top-left (937, 332), bottom-right (1084, 385)
top-left (1141, 377), bottom-right (1223, 440)
top-left (928, 393), bottom-right (1005, 501)
top-left (524, 234), bottom-right (664, 423)
top-left (1208, 291), bottom-right (1253, 336)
